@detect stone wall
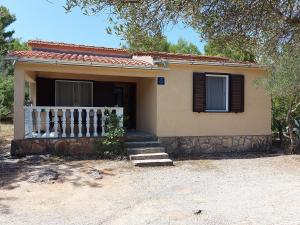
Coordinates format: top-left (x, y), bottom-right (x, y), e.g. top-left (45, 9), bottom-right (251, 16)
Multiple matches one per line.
top-left (158, 135), bottom-right (272, 156)
top-left (11, 137), bottom-right (105, 157)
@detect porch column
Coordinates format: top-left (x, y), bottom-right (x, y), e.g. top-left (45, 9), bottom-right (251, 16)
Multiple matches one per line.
top-left (29, 81), bottom-right (36, 106)
top-left (14, 67), bottom-right (25, 139)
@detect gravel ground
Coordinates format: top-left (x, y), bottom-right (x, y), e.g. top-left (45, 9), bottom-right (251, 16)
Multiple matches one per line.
top-left (1, 152), bottom-right (300, 225)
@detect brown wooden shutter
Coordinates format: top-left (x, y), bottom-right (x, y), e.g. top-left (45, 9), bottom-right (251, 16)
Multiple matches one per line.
top-left (193, 73), bottom-right (206, 112)
top-left (229, 74), bottom-right (244, 113)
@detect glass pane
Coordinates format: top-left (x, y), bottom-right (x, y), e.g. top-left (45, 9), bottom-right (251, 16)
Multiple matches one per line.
top-left (55, 81), bottom-right (76, 106)
top-left (206, 76), bottom-right (227, 110)
top-left (55, 81), bottom-right (92, 107)
top-left (77, 82), bottom-right (92, 107)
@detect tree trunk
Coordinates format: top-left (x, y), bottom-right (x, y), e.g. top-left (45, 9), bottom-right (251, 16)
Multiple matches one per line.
top-left (286, 109), bottom-right (297, 154)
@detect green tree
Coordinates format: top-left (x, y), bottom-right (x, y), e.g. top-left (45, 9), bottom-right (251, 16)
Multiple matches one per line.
top-left (169, 38), bottom-right (201, 55)
top-left (64, 0), bottom-right (300, 55)
top-left (258, 46), bottom-right (300, 153)
top-left (0, 6), bottom-right (28, 119)
top-left (0, 5), bottom-right (16, 56)
top-left (204, 38), bottom-right (255, 62)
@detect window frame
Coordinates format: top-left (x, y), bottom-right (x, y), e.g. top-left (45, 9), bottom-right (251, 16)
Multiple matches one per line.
top-left (55, 80), bottom-right (94, 107)
top-left (205, 74), bottom-right (229, 112)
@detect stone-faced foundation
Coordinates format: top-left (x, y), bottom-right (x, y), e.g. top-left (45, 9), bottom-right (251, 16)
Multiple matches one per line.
top-left (11, 137), bottom-right (105, 157)
top-left (158, 135), bottom-right (272, 156)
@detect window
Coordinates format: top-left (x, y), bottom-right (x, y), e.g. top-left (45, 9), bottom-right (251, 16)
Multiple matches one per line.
top-left (55, 80), bottom-right (93, 107)
top-left (205, 75), bottom-right (229, 112)
top-left (193, 72), bottom-right (244, 113)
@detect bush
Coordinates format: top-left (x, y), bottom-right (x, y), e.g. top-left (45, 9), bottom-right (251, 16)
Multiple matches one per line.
top-left (94, 110), bottom-right (125, 159)
top-left (0, 75), bottom-right (13, 119)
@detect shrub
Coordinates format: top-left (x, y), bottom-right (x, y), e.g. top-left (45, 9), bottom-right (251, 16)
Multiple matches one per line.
top-left (0, 75), bottom-right (13, 119)
top-left (94, 110), bottom-right (125, 159)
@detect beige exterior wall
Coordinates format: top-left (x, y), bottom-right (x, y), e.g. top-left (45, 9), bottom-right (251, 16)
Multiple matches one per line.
top-left (136, 78), bottom-right (157, 135)
top-left (156, 64), bottom-right (271, 137)
top-left (14, 62), bottom-right (271, 139)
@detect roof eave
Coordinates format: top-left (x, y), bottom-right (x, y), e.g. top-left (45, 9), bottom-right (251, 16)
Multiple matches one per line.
top-left (155, 59), bottom-right (266, 69)
top-left (8, 57), bottom-right (168, 71)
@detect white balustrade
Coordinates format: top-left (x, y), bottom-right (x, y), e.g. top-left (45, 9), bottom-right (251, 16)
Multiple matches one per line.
top-left (70, 109), bottom-right (74, 137)
top-left (24, 106), bottom-right (123, 139)
top-left (86, 109), bottom-right (90, 137)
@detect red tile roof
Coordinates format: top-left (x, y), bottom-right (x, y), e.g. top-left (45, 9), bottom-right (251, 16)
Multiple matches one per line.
top-left (28, 40), bottom-right (129, 57)
top-left (9, 50), bottom-right (152, 67)
top-left (9, 40), bottom-right (252, 67)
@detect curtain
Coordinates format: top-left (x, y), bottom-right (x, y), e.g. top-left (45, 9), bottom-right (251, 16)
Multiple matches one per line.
top-left (55, 81), bottom-right (92, 107)
top-left (206, 76), bottom-right (227, 110)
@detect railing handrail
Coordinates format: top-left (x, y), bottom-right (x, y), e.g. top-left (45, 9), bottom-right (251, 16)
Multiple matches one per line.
top-left (24, 106), bottom-right (123, 110)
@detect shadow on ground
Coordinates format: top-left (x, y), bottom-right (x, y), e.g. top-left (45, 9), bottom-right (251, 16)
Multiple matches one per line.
top-left (0, 153), bottom-right (108, 190)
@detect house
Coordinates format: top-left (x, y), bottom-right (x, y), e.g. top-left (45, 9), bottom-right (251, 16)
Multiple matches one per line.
top-left (8, 40), bottom-right (271, 157)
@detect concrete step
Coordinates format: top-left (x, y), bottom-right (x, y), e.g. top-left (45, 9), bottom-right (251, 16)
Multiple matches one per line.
top-left (125, 134), bottom-right (157, 142)
top-left (129, 152), bottom-right (169, 160)
top-left (133, 159), bottom-right (174, 167)
top-left (127, 147), bottom-right (165, 155)
top-left (125, 141), bottom-right (161, 148)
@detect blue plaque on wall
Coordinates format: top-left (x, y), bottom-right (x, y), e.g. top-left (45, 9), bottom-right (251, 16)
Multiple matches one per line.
top-left (157, 77), bottom-right (165, 85)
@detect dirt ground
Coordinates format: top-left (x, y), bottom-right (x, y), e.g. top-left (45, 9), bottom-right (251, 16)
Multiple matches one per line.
top-left (1, 123), bottom-right (300, 225)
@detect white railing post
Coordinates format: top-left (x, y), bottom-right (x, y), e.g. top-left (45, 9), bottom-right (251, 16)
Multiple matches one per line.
top-left (116, 108), bottom-right (124, 127)
top-left (53, 109), bottom-right (58, 137)
top-left (93, 109), bottom-right (98, 137)
top-left (62, 109), bottom-right (66, 137)
top-left (101, 109), bottom-right (105, 136)
top-left (86, 109), bottom-right (90, 137)
top-left (78, 109), bottom-right (82, 137)
top-left (70, 109), bottom-right (74, 137)
top-left (27, 107), bottom-right (33, 138)
top-left (36, 108), bottom-right (41, 138)
top-left (45, 108), bottom-right (50, 137)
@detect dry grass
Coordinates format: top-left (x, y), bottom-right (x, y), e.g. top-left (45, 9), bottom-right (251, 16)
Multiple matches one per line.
top-left (0, 123), bottom-right (13, 153)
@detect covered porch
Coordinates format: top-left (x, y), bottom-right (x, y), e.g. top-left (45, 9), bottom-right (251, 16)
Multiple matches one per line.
top-left (14, 62), bottom-right (161, 140)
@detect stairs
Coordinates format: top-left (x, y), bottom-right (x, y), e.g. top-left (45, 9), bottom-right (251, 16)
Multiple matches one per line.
top-left (125, 132), bottom-right (173, 167)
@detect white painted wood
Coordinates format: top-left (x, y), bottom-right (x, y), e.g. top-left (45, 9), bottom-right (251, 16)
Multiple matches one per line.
top-left (93, 109), bottom-right (98, 137)
top-left (62, 109), bottom-right (67, 137)
top-left (45, 109), bottom-right (50, 137)
top-left (70, 109), bottom-right (74, 137)
top-left (36, 108), bottom-right (41, 138)
top-left (86, 109), bottom-right (90, 137)
top-left (78, 109), bottom-right (82, 137)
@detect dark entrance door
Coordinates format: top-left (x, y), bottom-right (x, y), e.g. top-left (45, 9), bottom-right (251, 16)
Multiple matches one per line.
top-left (114, 83), bottom-right (136, 130)
top-left (93, 81), bottom-right (136, 130)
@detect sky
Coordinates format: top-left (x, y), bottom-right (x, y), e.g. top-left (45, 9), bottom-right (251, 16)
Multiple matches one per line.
top-left (2, 0), bottom-right (205, 52)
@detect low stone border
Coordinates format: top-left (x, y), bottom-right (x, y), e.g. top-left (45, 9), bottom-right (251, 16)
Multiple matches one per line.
top-left (158, 135), bottom-right (272, 156)
top-left (11, 137), bottom-right (105, 157)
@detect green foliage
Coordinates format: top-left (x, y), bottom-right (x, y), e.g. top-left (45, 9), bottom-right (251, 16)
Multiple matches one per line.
top-left (169, 38), bottom-right (201, 55)
top-left (0, 5), bottom-right (16, 56)
top-left (0, 75), bottom-right (13, 118)
top-left (0, 6), bottom-right (28, 119)
top-left (64, 0), bottom-right (300, 56)
top-left (204, 38), bottom-right (255, 62)
top-left (257, 46), bottom-right (300, 152)
top-left (94, 110), bottom-right (125, 158)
